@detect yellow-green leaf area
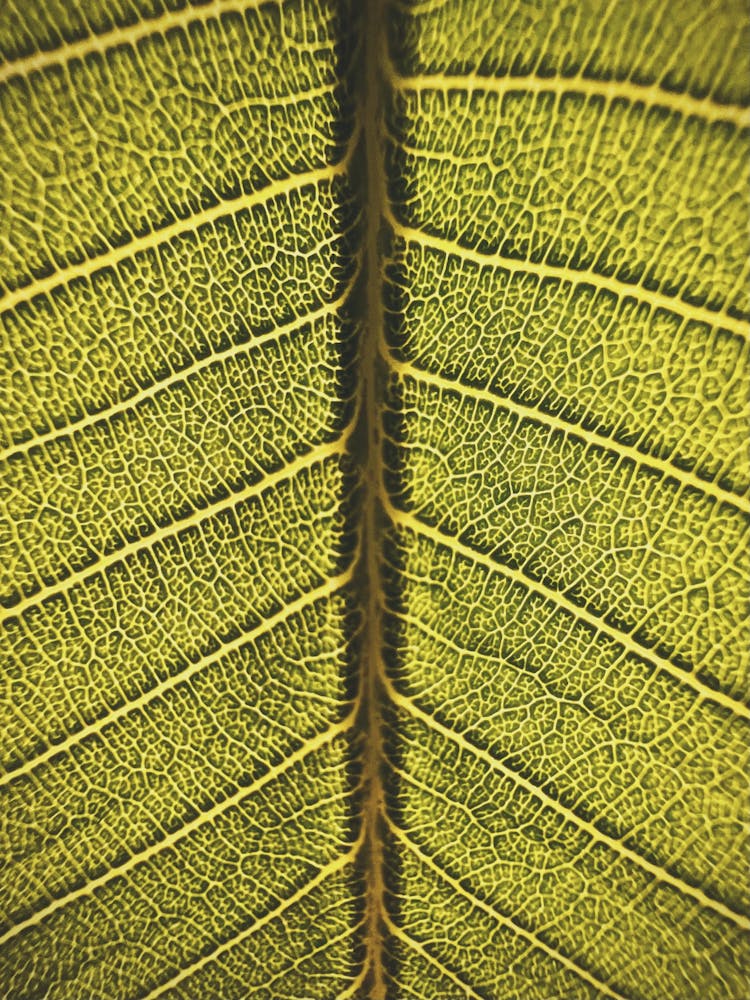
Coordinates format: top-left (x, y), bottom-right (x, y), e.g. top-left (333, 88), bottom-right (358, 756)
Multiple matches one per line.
top-left (1, 0), bottom-right (749, 997)
top-left (0, 1), bottom-right (365, 997)
top-left (380, 0), bottom-right (750, 997)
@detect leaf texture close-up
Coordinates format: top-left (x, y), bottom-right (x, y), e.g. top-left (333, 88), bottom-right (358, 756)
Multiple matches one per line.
top-left (0, 1), bottom-right (748, 998)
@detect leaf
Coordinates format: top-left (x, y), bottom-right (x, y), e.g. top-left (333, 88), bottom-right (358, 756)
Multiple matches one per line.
top-left (0, 1), bottom-right (748, 998)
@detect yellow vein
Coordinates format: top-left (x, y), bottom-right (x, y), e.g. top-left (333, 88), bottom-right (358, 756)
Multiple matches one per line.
top-left (0, 714), bottom-right (356, 949)
top-left (0, 276), bottom-right (358, 466)
top-left (0, 0), bottom-right (277, 85)
top-left (385, 501), bottom-right (750, 722)
top-left (0, 569), bottom-right (352, 790)
top-left (258, 919), bottom-right (364, 997)
top-left (337, 964), bottom-right (370, 1000)
top-left (391, 606), bottom-right (619, 723)
top-left (2, 436), bottom-right (348, 624)
top-left (384, 682), bottom-right (750, 931)
top-left (140, 841), bottom-right (361, 1000)
top-left (0, 155), bottom-right (352, 315)
top-left (387, 217), bottom-right (749, 341)
top-left (382, 913), bottom-right (486, 1000)
top-left (393, 71), bottom-right (750, 128)
top-left (390, 357), bottom-right (750, 515)
top-left (383, 813), bottom-right (631, 1000)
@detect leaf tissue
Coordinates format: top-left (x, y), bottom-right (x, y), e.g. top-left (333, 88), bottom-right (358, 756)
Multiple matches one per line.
top-left (0, 0), bottom-right (748, 997)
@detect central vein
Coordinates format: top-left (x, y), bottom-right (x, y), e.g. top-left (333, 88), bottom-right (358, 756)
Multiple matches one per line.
top-left (359, 0), bottom-right (389, 994)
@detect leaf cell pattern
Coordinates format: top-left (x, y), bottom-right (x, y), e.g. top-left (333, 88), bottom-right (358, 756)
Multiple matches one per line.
top-left (380, 0), bottom-right (750, 997)
top-left (1, 2), bottom-right (365, 997)
top-left (0, 0), bottom-right (748, 998)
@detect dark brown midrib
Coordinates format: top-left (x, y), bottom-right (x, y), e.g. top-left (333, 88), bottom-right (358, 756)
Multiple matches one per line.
top-left (358, 0), bottom-right (389, 994)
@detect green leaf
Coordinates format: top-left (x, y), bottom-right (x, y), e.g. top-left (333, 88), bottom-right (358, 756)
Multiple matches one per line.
top-left (1, 1), bottom-right (748, 997)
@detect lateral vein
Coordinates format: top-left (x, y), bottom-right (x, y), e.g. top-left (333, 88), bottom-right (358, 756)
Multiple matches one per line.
top-left (383, 813), bottom-right (632, 1000)
top-left (393, 71), bottom-right (750, 128)
top-left (139, 841), bottom-right (362, 1000)
top-left (0, 154), bottom-right (355, 316)
top-left (0, 0), bottom-right (277, 85)
top-left (0, 569), bottom-right (353, 789)
top-left (384, 677), bottom-right (750, 931)
top-left (0, 715), bottom-right (357, 949)
top-left (0, 274), bottom-right (359, 466)
top-left (387, 216), bottom-right (750, 341)
top-left (385, 501), bottom-right (750, 721)
top-left (2, 435), bottom-right (349, 624)
top-left (382, 913), bottom-right (487, 1000)
top-left (390, 356), bottom-right (750, 515)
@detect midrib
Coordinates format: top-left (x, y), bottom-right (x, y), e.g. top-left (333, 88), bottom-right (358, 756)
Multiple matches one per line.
top-left (358, 0), bottom-right (390, 994)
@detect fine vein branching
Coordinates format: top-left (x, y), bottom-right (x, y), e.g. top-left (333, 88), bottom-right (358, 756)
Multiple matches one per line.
top-left (1, 2), bottom-right (748, 997)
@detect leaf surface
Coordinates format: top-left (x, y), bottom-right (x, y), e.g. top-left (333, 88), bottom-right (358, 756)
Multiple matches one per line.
top-left (380, 1), bottom-right (750, 997)
top-left (0, 1), bottom-right (748, 998)
top-left (0, 2), bottom-right (365, 996)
